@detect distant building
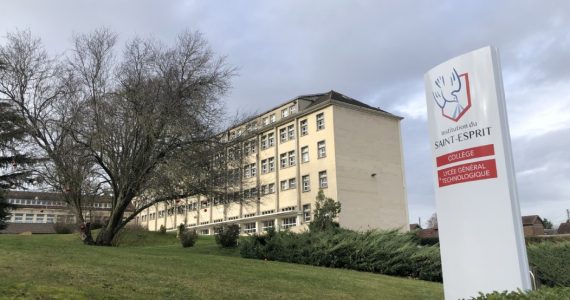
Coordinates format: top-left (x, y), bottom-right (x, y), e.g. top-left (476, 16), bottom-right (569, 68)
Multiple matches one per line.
top-left (409, 223), bottom-right (422, 231)
top-left (558, 222), bottom-right (570, 235)
top-left (521, 215), bottom-right (545, 236)
top-left (1, 191), bottom-right (124, 234)
top-left (136, 91), bottom-right (409, 234)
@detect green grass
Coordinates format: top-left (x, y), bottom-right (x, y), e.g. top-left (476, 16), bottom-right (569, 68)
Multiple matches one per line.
top-left (0, 231), bottom-right (443, 299)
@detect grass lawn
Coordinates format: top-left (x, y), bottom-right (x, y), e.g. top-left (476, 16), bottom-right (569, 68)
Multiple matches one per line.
top-left (0, 230), bottom-right (443, 299)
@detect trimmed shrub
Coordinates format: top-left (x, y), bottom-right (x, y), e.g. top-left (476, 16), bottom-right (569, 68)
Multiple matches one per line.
top-left (239, 229), bottom-right (442, 281)
top-left (53, 222), bottom-right (75, 234)
top-left (527, 241), bottom-right (570, 287)
top-left (180, 230), bottom-right (198, 248)
top-left (470, 287), bottom-right (570, 299)
top-left (158, 225), bottom-right (166, 234)
top-left (215, 224), bottom-right (240, 248)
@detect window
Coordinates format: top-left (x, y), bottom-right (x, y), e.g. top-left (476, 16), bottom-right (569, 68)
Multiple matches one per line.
top-left (244, 140), bottom-right (255, 155)
top-left (302, 175), bottom-right (310, 192)
top-left (35, 214), bottom-right (45, 223)
top-left (303, 204), bottom-right (312, 222)
top-left (317, 140), bottom-right (326, 158)
top-left (261, 185), bottom-right (268, 195)
top-left (280, 128), bottom-right (287, 143)
top-left (244, 222), bottom-right (257, 234)
top-left (282, 217), bottom-right (297, 229)
top-left (244, 213), bottom-right (256, 218)
top-left (262, 209), bottom-right (275, 215)
top-left (244, 163), bottom-right (256, 178)
top-left (228, 216), bottom-right (239, 221)
top-left (200, 229), bottom-right (210, 235)
top-left (287, 124), bottom-right (295, 140)
top-left (316, 113), bottom-right (325, 130)
top-left (281, 178), bottom-right (296, 190)
top-left (262, 220), bottom-right (274, 231)
top-left (14, 213), bottom-right (23, 223)
top-left (289, 178), bottom-right (296, 189)
top-left (319, 171), bottom-right (328, 188)
top-left (261, 183), bottom-right (275, 195)
top-left (268, 132), bottom-right (275, 147)
top-left (290, 105), bottom-right (296, 114)
top-left (270, 114), bottom-right (276, 123)
top-left (282, 108), bottom-right (289, 118)
top-left (268, 157), bottom-right (275, 172)
top-left (263, 117), bottom-right (269, 126)
top-left (301, 146), bottom-right (309, 163)
top-left (261, 159), bottom-right (268, 174)
top-left (288, 151), bottom-right (296, 166)
top-left (280, 180), bottom-right (288, 191)
top-left (280, 153), bottom-right (287, 168)
top-left (261, 135), bottom-right (268, 150)
top-left (24, 214), bottom-right (33, 223)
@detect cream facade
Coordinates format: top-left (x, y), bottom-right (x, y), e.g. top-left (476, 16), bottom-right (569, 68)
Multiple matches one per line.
top-left (136, 91), bottom-right (409, 234)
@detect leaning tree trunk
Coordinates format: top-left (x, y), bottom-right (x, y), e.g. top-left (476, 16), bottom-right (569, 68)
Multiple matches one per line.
top-left (95, 201), bottom-right (128, 246)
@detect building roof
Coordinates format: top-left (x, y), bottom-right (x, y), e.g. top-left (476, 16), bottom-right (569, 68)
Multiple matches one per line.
top-left (225, 90), bottom-right (402, 133)
top-left (409, 223), bottom-right (422, 230)
top-left (558, 222), bottom-right (570, 234)
top-left (522, 215), bottom-right (544, 226)
top-left (308, 90), bottom-right (399, 117)
top-left (5, 190), bottom-right (64, 201)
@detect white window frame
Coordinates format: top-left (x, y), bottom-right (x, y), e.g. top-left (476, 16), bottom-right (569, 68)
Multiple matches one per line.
top-left (244, 222), bottom-right (257, 234)
top-left (282, 217), bottom-right (297, 229)
top-left (300, 119), bottom-right (308, 136)
top-left (318, 140), bottom-right (326, 159)
top-left (268, 157), bottom-right (275, 172)
top-left (301, 146), bottom-right (309, 163)
top-left (316, 113), bottom-right (325, 130)
top-left (280, 127), bottom-right (287, 143)
top-left (288, 151), bottom-right (296, 166)
top-left (287, 125), bottom-right (295, 140)
top-left (280, 153), bottom-right (288, 168)
top-left (319, 171), bottom-right (328, 188)
top-left (302, 175), bottom-right (310, 192)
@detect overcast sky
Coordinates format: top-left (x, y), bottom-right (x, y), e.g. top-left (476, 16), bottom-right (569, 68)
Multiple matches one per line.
top-left (1, 0), bottom-right (569, 227)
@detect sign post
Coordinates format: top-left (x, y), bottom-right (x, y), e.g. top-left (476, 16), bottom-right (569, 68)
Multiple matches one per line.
top-left (424, 46), bottom-right (531, 299)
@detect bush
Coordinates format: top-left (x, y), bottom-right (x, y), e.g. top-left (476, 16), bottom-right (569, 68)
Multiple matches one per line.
top-left (53, 222), bottom-right (75, 234)
top-left (239, 229), bottom-right (442, 282)
top-left (215, 224), bottom-right (240, 248)
top-left (180, 230), bottom-right (198, 248)
top-left (470, 287), bottom-right (570, 299)
top-left (158, 224), bottom-right (166, 234)
top-left (527, 241), bottom-right (570, 287)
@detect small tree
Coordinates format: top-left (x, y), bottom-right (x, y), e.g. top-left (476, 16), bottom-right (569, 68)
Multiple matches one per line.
top-left (542, 218), bottom-right (553, 230)
top-left (309, 190), bottom-right (341, 232)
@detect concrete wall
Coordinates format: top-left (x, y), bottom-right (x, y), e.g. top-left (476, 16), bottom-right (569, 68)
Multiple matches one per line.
top-left (332, 104), bottom-right (409, 232)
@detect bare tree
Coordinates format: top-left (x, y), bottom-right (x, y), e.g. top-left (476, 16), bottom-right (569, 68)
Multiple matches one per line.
top-left (69, 29), bottom-right (235, 245)
top-left (426, 213), bottom-right (438, 229)
top-left (0, 30), bottom-right (99, 242)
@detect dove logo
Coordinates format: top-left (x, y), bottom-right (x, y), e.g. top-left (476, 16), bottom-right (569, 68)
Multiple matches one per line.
top-left (432, 69), bottom-right (472, 122)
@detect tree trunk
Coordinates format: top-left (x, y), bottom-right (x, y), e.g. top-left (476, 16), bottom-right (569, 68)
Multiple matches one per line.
top-left (95, 202), bottom-right (126, 246)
